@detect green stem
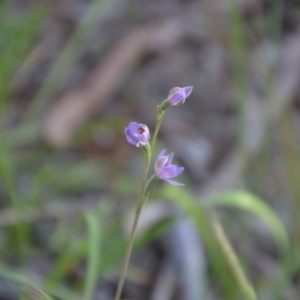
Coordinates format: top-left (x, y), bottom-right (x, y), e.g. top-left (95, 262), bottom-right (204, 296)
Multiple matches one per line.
top-left (150, 108), bottom-right (164, 156)
top-left (210, 210), bottom-right (257, 300)
top-left (114, 150), bottom-right (150, 300)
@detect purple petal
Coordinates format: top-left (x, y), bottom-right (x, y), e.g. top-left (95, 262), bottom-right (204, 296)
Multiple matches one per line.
top-left (141, 129), bottom-right (150, 142)
top-left (128, 122), bottom-right (140, 132)
top-left (168, 89), bottom-right (185, 105)
top-left (125, 127), bottom-right (138, 146)
top-left (155, 156), bottom-right (168, 175)
top-left (165, 179), bottom-right (185, 186)
top-left (183, 86), bottom-right (193, 98)
top-left (139, 136), bottom-right (147, 143)
top-left (154, 150), bottom-right (185, 185)
top-left (139, 133), bottom-right (148, 143)
top-left (139, 124), bottom-right (149, 135)
top-left (166, 152), bottom-right (174, 164)
top-left (160, 166), bottom-right (184, 179)
top-left (173, 167), bottom-right (184, 177)
top-left (158, 149), bottom-right (167, 159)
top-left (158, 165), bottom-right (178, 179)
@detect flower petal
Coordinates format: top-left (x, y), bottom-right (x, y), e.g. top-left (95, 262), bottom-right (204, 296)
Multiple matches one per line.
top-left (125, 127), bottom-right (138, 146)
top-left (158, 149), bottom-right (166, 159)
top-left (158, 165), bottom-right (178, 179)
top-left (154, 156), bottom-right (168, 176)
top-left (165, 179), bottom-right (185, 186)
top-left (168, 88), bottom-right (185, 105)
top-left (166, 152), bottom-right (174, 164)
top-left (173, 167), bottom-right (184, 177)
top-left (139, 133), bottom-right (149, 143)
top-left (183, 86), bottom-right (193, 98)
top-left (139, 124), bottom-right (149, 135)
top-left (154, 150), bottom-right (185, 185)
top-left (128, 122), bottom-right (140, 132)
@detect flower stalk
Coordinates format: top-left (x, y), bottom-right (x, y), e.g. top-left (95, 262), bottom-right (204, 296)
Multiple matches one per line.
top-left (116, 86), bottom-right (258, 300)
top-left (114, 149), bottom-right (150, 300)
top-left (115, 86), bottom-right (191, 300)
top-left (150, 106), bottom-right (164, 156)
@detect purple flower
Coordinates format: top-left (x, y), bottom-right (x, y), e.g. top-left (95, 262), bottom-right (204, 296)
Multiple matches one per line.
top-left (125, 122), bottom-right (150, 147)
top-left (167, 86), bottom-right (193, 106)
top-left (154, 149), bottom-right (184, 186)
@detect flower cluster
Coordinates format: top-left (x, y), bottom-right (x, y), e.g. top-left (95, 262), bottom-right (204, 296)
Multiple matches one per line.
top-left (125, 86), bottom-right (193, 186)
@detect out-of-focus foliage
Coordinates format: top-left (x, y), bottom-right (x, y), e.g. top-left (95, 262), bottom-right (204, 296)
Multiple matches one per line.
top-left (0, 2), bottom-right (44, 112)
top-left (0, 0), bottom-right (299, 299)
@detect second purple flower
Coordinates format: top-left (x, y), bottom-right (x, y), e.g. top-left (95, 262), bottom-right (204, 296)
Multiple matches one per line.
top-left (154, 149), bottom-right (184, 186)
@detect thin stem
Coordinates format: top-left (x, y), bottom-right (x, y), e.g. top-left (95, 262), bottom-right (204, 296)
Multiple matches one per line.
top-left (210, 210), bottom-right (257, 300)
top-left (114, 150), bottom-right (150, 300)
top-left (150, 109), bottom-right (164, 156)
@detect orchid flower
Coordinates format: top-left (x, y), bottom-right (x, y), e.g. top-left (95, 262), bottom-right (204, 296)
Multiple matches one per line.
top-left (125, 122), bottom-right (150, 147)
top-left (154, 149), bottom-right (184, 186)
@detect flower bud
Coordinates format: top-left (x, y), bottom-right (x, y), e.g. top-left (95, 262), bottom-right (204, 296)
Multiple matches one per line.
top-left (167, 86), bottom-right (193, 106)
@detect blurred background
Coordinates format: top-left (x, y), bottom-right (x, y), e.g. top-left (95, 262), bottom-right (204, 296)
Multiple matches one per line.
top-left (1, 0), bottom-right (300, 299)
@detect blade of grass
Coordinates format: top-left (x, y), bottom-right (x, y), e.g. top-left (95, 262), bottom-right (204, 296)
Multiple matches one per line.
top-left (0, 133), bottom-right (29, 262)
top-left (83, 211), bottom-right (102, 300)
top-left (0, 263), bottom-right (77, 300)
top-left (161, 185), bottom-right (239, 299)
top-left (206, 190), bottom-right (291, 299)
top-left (206, 191), bottom-right (289, 254)
top-left (229, 0), bottom-right (248, 180)
top-left (23, 0), bottom-right (112, 121)
top-left (0, 2), bottom-right (44, 114)
top-left (45, 214), bottom-right (86, 297)
top-left (210, 209), bottom-right (256, 300)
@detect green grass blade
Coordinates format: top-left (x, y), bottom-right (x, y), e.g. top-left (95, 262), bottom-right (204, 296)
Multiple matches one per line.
top-left (206, 191), bottom-right (289, 255)
top-left (161, 185), bottom-right (238, 299)
top-left (83, 211), bottom-right (102, 300)
top-left (24, 0), bottom-right (112, 120)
